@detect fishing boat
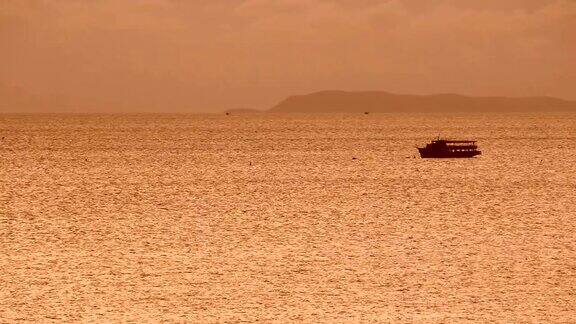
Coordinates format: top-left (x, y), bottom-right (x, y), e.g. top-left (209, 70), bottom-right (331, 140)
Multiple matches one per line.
top-left (417, 139), bottom-right (481, 158)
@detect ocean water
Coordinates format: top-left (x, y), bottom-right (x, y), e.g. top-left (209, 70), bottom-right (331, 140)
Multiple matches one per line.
top-left (0, 113), bottom-right (575, 322)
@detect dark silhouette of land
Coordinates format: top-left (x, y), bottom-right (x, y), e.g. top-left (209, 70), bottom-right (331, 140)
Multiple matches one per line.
top-left (224, 108), bottom-right (264, 114)
top-left (269, 91), bottom-right (576, 113)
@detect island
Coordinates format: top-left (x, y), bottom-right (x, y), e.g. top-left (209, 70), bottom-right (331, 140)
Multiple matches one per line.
top-left (268, 90), bottom-right (576, 113)
top-left (223, 108), bottom-right (264, 115)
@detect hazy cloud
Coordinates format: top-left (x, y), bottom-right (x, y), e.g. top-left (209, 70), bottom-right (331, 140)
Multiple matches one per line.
top-left (1, 0), bottom-right (575, 112)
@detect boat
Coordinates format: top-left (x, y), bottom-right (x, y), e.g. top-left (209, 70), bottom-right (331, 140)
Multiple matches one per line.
top-left (417, 138), bottom-right (481, 158)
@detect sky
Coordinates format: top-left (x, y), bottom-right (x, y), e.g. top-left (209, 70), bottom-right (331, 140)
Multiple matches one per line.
top-left (1, 0), bottom-right (575, 112)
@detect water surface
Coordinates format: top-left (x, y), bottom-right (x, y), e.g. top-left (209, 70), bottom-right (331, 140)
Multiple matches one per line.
top-left (1, 113), bottom-right (575, 322)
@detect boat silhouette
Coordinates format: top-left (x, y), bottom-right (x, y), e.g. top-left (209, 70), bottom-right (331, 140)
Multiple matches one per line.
top-left (417, 139), bottom-right (481, 158)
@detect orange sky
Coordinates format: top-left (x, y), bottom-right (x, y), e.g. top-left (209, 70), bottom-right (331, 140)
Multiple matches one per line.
top-left (1, 0), bottom-right (575, 112)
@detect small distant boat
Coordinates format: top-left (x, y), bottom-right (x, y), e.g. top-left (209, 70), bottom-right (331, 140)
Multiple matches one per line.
top-left (417, 138), bottom-right (481, 158)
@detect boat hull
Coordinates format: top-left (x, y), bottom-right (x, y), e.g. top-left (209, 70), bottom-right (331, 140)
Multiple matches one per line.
top-left (418, 148), bottom-right (481, 158)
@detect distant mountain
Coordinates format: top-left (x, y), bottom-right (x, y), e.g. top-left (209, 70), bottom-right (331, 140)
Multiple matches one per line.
top-left (269, 90), bottom-right (576, 113)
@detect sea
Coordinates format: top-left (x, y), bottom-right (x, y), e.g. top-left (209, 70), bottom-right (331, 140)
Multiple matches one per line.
top-left (0, 113), bottom-right (575, 322)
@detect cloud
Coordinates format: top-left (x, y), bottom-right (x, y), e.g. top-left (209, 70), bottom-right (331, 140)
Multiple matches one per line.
top-left (1, 0), bottom-right (575, 112)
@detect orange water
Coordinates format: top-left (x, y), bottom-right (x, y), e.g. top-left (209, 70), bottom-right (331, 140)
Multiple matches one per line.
top-left (1, 113), bottom-right (575, 322)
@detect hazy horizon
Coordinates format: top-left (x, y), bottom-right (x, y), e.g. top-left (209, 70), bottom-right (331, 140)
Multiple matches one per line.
top-left (2, 0), bottom-right (575, 112)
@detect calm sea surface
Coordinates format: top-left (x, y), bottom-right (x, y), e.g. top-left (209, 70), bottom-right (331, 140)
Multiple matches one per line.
top-left (1, 113), bottom-right (575, 322)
